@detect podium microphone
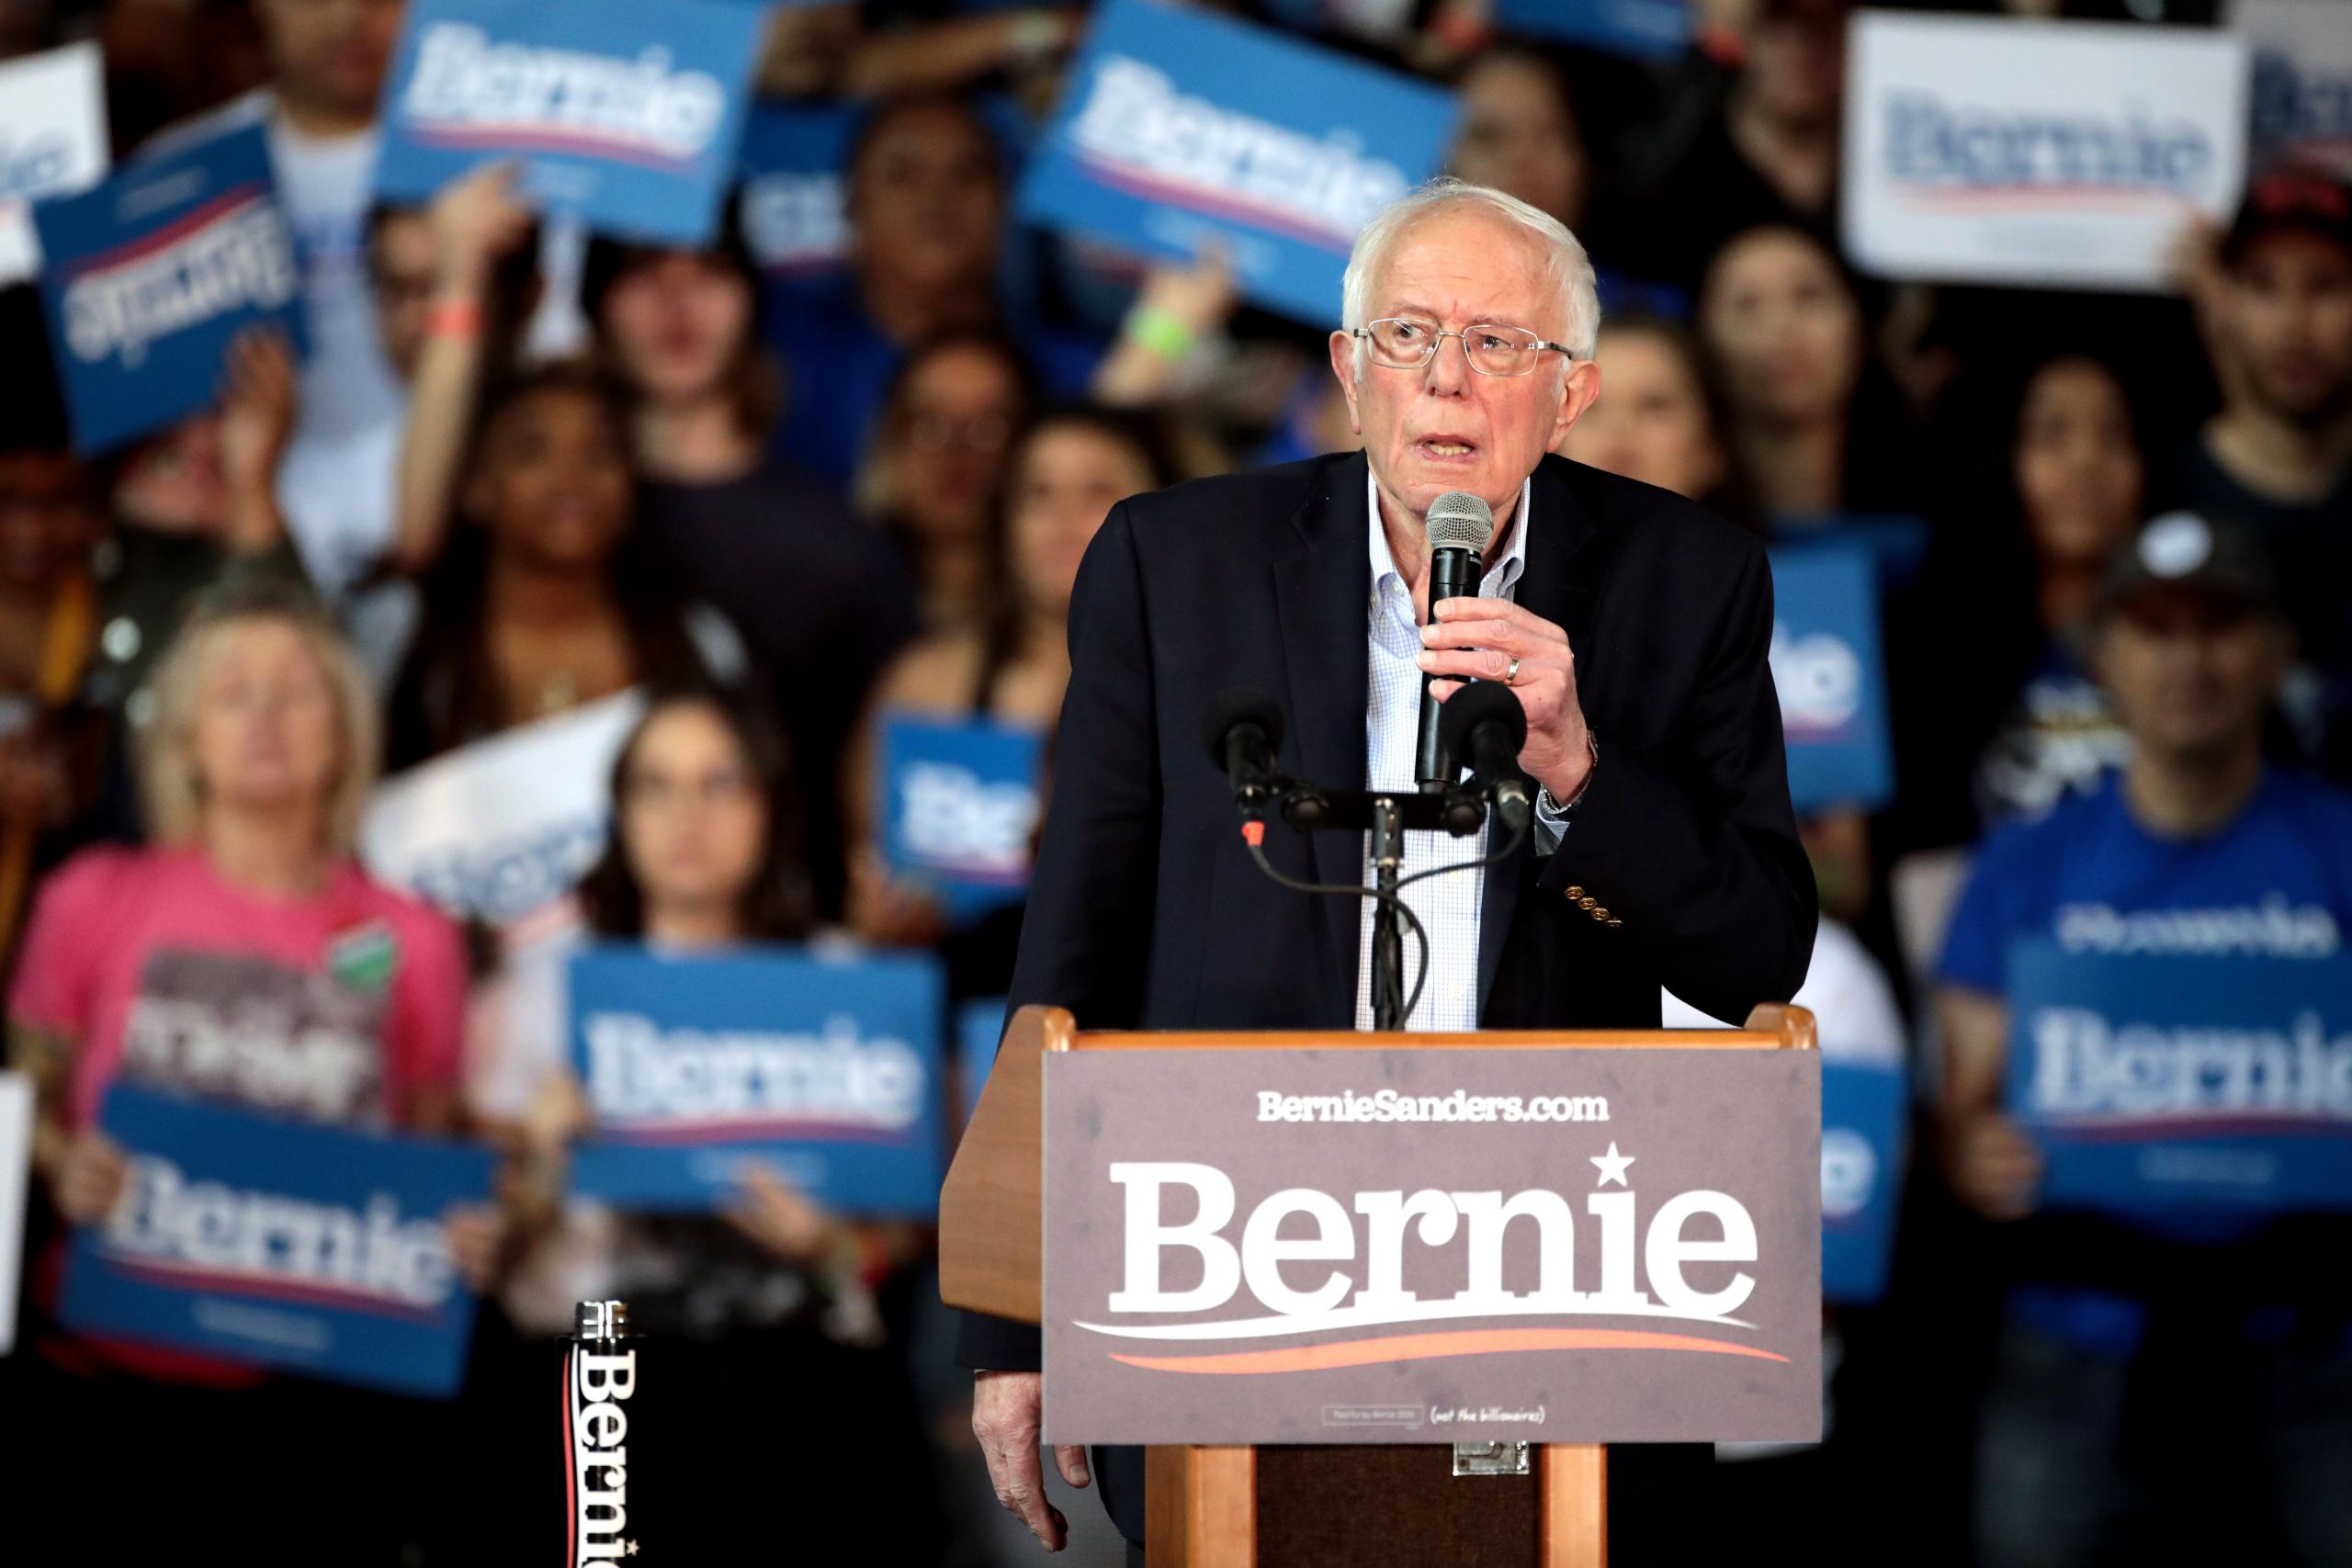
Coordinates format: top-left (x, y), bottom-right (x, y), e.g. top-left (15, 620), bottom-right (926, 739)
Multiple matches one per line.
top-left (1413, 491), bottom-right (1496, 786)
top-left (1441, 679), bottom-right (1532, 833)
top-left (1202, 686), bottom-right (1285, 818)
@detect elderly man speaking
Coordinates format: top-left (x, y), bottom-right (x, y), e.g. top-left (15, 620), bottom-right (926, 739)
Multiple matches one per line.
top-left (957, 179), bottom-right (1818, 1564)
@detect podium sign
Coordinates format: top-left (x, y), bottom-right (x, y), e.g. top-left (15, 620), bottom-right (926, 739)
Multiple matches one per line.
top-left (1043, 1046), bottom-right (1821, 1446)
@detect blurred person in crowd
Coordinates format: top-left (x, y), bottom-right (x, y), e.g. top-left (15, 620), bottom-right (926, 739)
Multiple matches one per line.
top-left (460, 686), bottom-right (943, 1561)
top-left (384, 364), bottom-right (752, 769)
top-left (1893, 352), bottom-right (2148, 852)
top-left (0, 316), bottom-right (104, 964)
top-left (770, 91), bottom-right (1099, 486)
top-left (1623, 0), bottom-right (1849, 294)
top-left (2, 579), bottom-right (480, 1560)
top-left (145, 0), bottom-right (412, 607)
top-left (857, 329), bottom-right (1041, 629)
top-left (1697, 222), bottom-right (1919, 524)
top-left (847, 405), bottom-right (1176, 982)
top-left (1558, 311), bottom-right (1758, 528)
top-left (1933, 512), bottom-right (2352, 1565)
top-left (2180, 168), bottom-right (2352, 758)
top-left (1447, 43), bottom-right (1674, 316)
top-left (582, 214), bottom-right (920, 916)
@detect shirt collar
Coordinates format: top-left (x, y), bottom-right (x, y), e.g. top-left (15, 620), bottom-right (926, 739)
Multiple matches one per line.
top-left (1366, 467), bottom-right (1532, 601)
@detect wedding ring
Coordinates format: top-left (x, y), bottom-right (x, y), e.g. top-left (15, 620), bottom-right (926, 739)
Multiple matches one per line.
top-left (1505, 656), bottom-right (1521, 685)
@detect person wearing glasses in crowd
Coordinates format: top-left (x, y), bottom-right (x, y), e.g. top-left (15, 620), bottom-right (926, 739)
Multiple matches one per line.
top-left (856, 330), bottom-right (1042, 630)
top-left (954, 177), bottom-right (1815, 1566)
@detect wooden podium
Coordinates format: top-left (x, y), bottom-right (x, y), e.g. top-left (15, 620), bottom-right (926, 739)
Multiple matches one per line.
top-left (940, 1003), bottom-right (1818, 1567)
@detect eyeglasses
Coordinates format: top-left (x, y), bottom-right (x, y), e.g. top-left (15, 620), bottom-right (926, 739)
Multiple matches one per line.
top-left (1352, 317), bottom-right (1576, 377)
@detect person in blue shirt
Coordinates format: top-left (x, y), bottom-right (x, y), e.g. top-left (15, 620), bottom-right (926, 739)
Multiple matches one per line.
top-left (1934, 510), bottom-right (2352, 1565)
top-left (766, 93), bottom-right (1102, 489)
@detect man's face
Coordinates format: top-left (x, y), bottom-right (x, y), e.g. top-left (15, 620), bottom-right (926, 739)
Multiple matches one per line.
top-left (2216, 231), bottom-right (2352, 428)
top-left (848, 103), bottom-right (1004, 293)
top-left (1328, 208), bottom-right (1598, 532)
top-left (368, 209), bottom-right (435, 381)
top-left (254, 0), bottom-right (405, 120)
top-left (2097, 592), bottom-right (2288, 762)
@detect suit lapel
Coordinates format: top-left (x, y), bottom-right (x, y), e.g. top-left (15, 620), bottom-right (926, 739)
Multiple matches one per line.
top-left (1272, 453), bottom-right (1373, 1016)
top-left (1477, 457), bottom-right (1602, 1019)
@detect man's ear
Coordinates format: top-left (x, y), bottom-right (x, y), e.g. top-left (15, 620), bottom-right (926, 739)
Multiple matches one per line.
top-left (1327, 331), bottom-right (1364, 434)
top-left (1551, 359), bottom-right (1601, 451)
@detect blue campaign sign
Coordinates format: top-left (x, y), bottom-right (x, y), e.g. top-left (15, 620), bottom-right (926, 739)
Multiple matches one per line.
top-left (567, 945), bottom-right (946, 1216)
top-left (1820, 1063), bottom-right (1905, 1304)
top-left (1494, 0), bottom-right (1694, 62)
top-left (2006, 941), bottom-right (2352, 1216)
top-left (1768, 541), bottom-right (1894, 815)
top-left (956, 996), bottom-right (1009, 1125)
top-left (877, 715), bottom-right (1046, 924)
top-left (738, 103), bottom-right (857, 282)
top-left (374, 0), bottom-right (763, 246)
top-left (1016, 0), bottom-right (1457, 326)
top-left (58, 1087), bottom-right (492, 1397)
top-left (30, 122), bottom-right (303, 454)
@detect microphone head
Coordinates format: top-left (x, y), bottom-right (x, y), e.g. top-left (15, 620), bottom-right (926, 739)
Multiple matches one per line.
top-left (1201, 685), bottom-right (1284, 768)
top-left (1440, 677), bottom-right (1527, 756)
top-left (1426, 491), bottom-right (1495, 555)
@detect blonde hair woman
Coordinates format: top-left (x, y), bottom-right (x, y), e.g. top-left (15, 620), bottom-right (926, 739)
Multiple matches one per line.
top-left (4, 581), bottom-right (479, 1558)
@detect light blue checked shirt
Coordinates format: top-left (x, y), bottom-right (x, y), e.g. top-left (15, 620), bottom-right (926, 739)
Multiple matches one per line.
top-left (1355, 470), bottom-right (1570, 1032)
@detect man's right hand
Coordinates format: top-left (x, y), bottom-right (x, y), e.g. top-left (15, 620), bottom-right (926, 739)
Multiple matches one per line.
top-left (973, 1370), bottom-right (1090, 1550)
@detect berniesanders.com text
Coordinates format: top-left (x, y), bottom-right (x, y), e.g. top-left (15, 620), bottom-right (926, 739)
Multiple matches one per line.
top-left (1256, 1089), bottom-right (1610, 1124)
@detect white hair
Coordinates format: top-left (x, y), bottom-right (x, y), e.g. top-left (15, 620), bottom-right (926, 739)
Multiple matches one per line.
top-left (1339, 178), bottom-right (1600, 378)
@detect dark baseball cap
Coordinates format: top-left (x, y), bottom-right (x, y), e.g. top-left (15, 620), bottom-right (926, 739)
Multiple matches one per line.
top-left (2221, 166), bottom-right (2352, 267)
top-left (2095, 512), bottom-right (2281, 623)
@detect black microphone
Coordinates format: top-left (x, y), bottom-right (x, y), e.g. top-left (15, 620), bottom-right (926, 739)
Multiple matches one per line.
top-left (1413, 491), bottom-right (1495, 786)
top-left (1201, 686), bottom-right (1285, 818)
top-left (1441, 679), bottom-right (1532, 833)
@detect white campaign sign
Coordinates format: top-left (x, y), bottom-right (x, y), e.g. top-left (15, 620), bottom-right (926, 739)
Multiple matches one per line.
top-left (0, 1071), bottom-right (31, 1356)
top-left (0, 43), bottom-right (110, 285)
top-left (1843, 14), bottom-right (2249, 292)
top-left (361, 689), bottom-right (646, 926)
top-left (2234, 0), bottom-right (2352, 180)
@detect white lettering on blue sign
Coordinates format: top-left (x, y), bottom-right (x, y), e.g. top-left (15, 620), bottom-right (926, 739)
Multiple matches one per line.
top-left (1883, 91), bottom-right (2212, 198)
top-left (401, 22), bottom-right (727, 169)
top-left (898, 761), bottom-right (1035, 883)
top-left (2028, 1005), bottom-right (2352, 1123)
top-left (2053, 897), bottom-right (2339, 958)
top-left (1770, 623), bottom-right (1862, 740)
top-left (101, 1153), bottom-right (457, 1312)
top-left (60, 196), bottom-right (296, 369)
top-left (1067, 55), bottom-right (1408, 250)
top-left (583, 1010), bottom-right (925, 1130)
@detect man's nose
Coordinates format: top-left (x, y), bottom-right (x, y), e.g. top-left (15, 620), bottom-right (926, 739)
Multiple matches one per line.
top-left (1424, 333), bottom-right (1473, 395)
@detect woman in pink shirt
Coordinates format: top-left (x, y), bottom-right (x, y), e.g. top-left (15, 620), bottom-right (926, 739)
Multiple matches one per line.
top-left (5, 581), bottom-right (471, 1561)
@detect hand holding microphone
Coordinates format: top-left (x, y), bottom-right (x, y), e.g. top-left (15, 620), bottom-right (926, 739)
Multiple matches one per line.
top-left (1410, 499), bottom-right (1595, 808)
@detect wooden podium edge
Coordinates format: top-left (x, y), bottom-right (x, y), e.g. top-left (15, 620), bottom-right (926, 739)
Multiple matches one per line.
top-left (938, 1003), bottom-right (1074, 1324)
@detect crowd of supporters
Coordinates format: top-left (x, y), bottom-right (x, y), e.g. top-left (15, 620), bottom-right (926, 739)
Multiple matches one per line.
top-left (0, 0), bottom-right (2347, 1562)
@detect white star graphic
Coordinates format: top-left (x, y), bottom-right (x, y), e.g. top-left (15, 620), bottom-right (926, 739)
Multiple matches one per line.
top-left (1589, 1142), bottom-right (1634, 1188)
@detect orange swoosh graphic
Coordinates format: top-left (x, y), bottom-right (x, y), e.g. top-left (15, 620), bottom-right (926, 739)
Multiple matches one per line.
top-left (1109, 1327), bottom-right (1792, 1374)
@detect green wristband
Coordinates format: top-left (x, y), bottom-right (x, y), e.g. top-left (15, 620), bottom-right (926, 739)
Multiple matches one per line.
top-left (1125, 302), bottom-right (1199, 362)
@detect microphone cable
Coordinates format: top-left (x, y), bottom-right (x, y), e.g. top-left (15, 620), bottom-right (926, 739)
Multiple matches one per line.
top-left (1242, 812), bottom-right (1530, 1027)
